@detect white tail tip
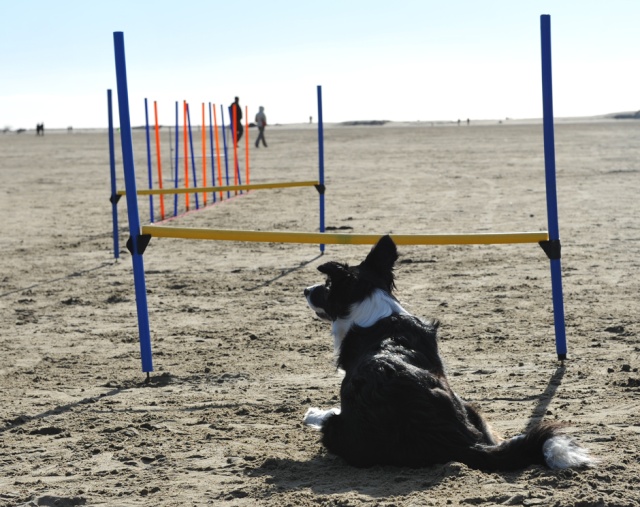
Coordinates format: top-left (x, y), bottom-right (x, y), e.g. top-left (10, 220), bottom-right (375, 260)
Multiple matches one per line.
top-left (543, 435), bottom-right (595, 469)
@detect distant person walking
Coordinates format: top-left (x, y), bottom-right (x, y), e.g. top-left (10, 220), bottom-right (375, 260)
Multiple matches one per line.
top-left (254, 106), bottom-right (267, 148)
top-left (36, 123), bottom-right (44, 136)
top-left (229, 97), bottom-right (243, 146)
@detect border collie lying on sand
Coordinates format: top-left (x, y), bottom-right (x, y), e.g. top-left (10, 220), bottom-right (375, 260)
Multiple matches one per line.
top-left (303, 235), bottom-right (593, 471)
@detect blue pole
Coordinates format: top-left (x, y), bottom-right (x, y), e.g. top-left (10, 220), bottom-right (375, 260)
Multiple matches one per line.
top-left (317, 85), bottom-right (326, 253)
top-left (113, 31), bottom-right (154, 374)
top-left (144, 98), bottom-right (154, 222)
top-left (540, 15), bottom-right (567, 361)
top-left (208, 102), bottom-right (217, 202)
top-left (174, 101), bottom-right (179, 216)
top-left (220, 105), bottom-right (231, 198)
top-left (108, 89), bottom-right (120, 260)
top-left (186, 103), bottom-right (200, 209)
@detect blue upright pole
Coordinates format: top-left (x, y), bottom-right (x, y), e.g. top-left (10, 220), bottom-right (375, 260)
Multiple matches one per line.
top-left (108, 89), bottom-right (120, 260)
top-left (144, 98), bottom-right (154, 222)
top-left (174, 101), bottom-right (179, 217)
top-left (317, 85), bottom-right (326, 253)
top-left (113, 31), bottom-right (154, 375)
top-left (208, 102), bottom-right (217, 202)
top-left (220, 105), bottom-right (231, 198)
top-left (540, 15), bottom-right (567, 361)
top-left (186, 103), bottom-right (200, 209)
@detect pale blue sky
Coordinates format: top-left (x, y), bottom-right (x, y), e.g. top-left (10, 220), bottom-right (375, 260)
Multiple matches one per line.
top-left (1, 0), bottom-right (638, 129)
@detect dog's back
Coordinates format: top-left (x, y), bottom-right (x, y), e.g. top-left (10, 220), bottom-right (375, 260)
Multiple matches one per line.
top-left (321, 313), bottom-right (501, 468)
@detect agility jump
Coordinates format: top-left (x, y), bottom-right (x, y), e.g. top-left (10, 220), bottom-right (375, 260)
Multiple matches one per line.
top-left (112, 15), bottom-right (566, 379)
top-left (108, 96), bottom-right (325, 259)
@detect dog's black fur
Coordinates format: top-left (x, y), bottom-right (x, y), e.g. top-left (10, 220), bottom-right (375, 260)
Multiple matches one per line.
top-left (303, 235), bottom-right (592, 471)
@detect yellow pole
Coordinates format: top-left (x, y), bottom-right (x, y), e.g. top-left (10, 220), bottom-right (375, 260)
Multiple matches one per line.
top-left (118, 180), bottom-right (319, 196)
top-left (141, 226), bottom-right (549, 246)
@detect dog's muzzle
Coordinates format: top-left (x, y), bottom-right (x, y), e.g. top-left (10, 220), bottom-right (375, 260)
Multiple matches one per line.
top-left (304, 284), bottom-right (331, 321)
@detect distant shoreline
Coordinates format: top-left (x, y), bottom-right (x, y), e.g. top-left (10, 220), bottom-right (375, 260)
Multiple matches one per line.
top-left (3, 112), bottom-right (638, 133)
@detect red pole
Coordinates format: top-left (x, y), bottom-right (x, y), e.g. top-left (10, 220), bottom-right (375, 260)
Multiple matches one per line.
top-left (232, 103), bottom-right (239, 193)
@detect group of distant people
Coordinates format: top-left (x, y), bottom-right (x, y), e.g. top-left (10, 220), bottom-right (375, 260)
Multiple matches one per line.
top-left (36, 123), bottom-right (45, 135)
top-left (229, 97), bottom-right (267, 148)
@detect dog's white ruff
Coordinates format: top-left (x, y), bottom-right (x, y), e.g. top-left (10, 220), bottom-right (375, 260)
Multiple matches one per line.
top-left (332, 289), bottom-right (409, 354)
top-left (303, 407), bottom-right (341, 430)
top-left (543, 435), bottom-right (594, 469)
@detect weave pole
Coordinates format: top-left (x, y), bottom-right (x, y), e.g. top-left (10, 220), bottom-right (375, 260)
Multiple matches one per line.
top-left (231, 105), bottom-right (238, 187)
top-left (540, 15), bottom-right (567, 361)
top-left (186, 103), bottom-right (200, 209)
top-left (201, 103), bottom-right (208, 205)
top-left (244, 105), bottom-right (250, 185)
top-left (213, 104), bottom-right (224, 200)
top-left (183, 101), bottom-right (190, 210)
top-left (173, 101), bottom-right (180, 216)
top-left (107, 89), bottom-right (120, 259)
top-left (144, 99), bottom-right (154, 222)
top-left (220, 105), bottom-right (231, 197)
top-left (153, 101), bottom-right (166, 220)
top-left (317, 85), bottom-right (326, 253)
top-left (113, 32), bottom-right (153, 375)
top-left (208, 103), bottom-right (217, 203)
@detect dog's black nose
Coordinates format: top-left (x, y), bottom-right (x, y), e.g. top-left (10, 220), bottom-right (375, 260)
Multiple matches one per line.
top-left (304, 288), bottom-right (310, 296)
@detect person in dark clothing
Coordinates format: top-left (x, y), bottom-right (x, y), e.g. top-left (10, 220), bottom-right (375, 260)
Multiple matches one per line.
top-left (229, 97), bottom-right (243, 146)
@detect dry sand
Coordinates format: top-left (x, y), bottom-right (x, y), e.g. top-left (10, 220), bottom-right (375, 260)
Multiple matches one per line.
top-left (1, 121), bottom-right (639, 506)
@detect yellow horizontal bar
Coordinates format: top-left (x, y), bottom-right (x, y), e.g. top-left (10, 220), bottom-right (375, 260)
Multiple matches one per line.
top-left (117, 180), bottom-right (320, 196)
top-left (141, 226), bottom-right (549, 246)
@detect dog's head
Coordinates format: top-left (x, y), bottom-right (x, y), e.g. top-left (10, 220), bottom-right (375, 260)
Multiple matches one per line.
top-left (304, 235), bottom-right (398, 322)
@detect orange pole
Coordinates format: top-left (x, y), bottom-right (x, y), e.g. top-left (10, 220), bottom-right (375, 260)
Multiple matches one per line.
top-left (244, 105), bottom-right (250, 186)
top-left (232, 104), bottom-right (239, 192)
top-left (153, 101), bottom-right (166, 220)
top-left (183, 100), bottom-right (189, 210)
top-left (212, 104), bottom-right (224, 200)
top-left (201, 102), bottom-right (207, 205)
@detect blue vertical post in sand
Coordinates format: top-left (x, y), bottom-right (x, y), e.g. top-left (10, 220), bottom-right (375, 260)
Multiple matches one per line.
top-left (186, 103), bottom-right (200, 209)
top-left (540, 15), bottom-right (567, 361)
top-left (113, 32), bottom-right (154, 375)
top-left (107, 89), bottom-right (120, 260)
top-left (220, 105), bottom-right (231, 197)
top-left (208, 103), bottom-right (217, 202)
top-left (317, 85), bottom-right (326, 253)
top-left (144, 98), bottom-right (154, 222)
top-left (173, 101), bottom-right (179, 217)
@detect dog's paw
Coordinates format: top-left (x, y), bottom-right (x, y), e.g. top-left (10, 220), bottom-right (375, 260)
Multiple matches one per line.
top-left (303, 407), bottom-right (341, 430)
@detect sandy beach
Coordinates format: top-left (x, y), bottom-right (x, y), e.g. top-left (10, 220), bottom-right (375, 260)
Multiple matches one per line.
top-left (1, 120), bottom-right (639, 506)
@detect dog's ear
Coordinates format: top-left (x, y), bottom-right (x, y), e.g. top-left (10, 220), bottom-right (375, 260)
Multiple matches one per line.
top-left (361, 235), bottom-right (398, 275)
top-left (318, 261), bottom-right (350, 281)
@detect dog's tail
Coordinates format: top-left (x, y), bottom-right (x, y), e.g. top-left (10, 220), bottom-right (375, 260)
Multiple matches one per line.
top-left (462, 422), bottom-right (594, 471)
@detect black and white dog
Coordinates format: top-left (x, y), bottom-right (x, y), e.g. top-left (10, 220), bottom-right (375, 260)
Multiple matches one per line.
top-left (303, 235), bottom-right (593, 471)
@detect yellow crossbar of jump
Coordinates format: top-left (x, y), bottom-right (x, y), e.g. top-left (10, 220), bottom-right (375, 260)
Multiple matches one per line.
top-left (117, 180), bottom-right (320, 196)
top-left (141, 226), bottom-right (549, 246)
